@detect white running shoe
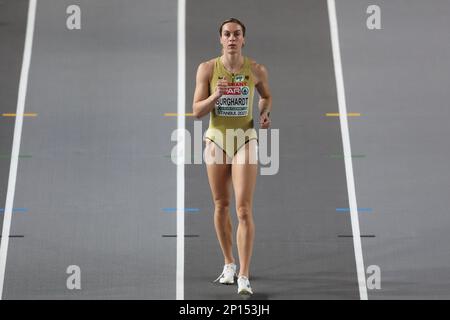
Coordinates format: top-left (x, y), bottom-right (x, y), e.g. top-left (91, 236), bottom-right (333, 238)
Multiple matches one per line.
top-left (237, 276), bottom-right (253, 295)
top-left (213, 263), bottom-right (237, 284)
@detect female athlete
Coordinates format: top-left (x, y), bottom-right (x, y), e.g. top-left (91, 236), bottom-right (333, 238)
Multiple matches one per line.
top-left (192, 18), bottom-right (272, 295)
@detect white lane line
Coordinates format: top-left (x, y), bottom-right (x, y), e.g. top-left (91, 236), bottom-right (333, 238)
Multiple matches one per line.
top-left (0, 0), bottom-right (37, 300)
top-left (327, 0), bottom-right (368, 300)
top-left (176, 0), bottom-right (186, 301)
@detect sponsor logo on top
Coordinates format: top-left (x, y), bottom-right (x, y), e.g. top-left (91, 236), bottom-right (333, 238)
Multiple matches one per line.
top-left (225, 86), bottom-right (249, 96)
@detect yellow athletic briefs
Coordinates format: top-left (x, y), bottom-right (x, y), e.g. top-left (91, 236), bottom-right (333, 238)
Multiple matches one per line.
top-left (204, 56), bottom-right (258, 158)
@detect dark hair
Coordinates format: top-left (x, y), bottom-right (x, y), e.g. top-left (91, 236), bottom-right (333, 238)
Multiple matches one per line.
top-left (219, 18), bottom-right (246, 37)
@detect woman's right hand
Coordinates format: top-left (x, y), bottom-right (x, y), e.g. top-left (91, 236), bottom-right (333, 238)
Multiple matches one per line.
top-left (214, 78), bottom-right (228, 99)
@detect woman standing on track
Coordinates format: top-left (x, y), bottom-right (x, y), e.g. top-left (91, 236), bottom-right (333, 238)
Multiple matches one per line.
top-left (192, 18), bottom-right (272, 295)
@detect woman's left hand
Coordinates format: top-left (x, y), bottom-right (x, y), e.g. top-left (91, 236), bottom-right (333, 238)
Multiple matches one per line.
top-left (260, 111), bottom-right (271, 129)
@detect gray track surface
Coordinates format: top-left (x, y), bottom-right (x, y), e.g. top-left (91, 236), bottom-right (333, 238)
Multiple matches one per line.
top-left (185, 0), bottom-right (359, 300)
top-left (337, 0), bottom-right (450, 299)
top-left (2, 0), bottom-right (177, 299)
top-left (4, 0), bottom-right (449, 300)
top-left (0, 0), bottom-right (28, 238)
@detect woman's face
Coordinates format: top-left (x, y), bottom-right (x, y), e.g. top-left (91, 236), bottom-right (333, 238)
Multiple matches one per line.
top-left (220, 22), bottom-right (245, 54)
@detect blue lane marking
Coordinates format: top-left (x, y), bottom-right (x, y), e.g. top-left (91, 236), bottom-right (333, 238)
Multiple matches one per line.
top-left (162, 208), bottom-right (200, 213)
top-left (0, 208), bottom-right (28, 213)
top-left (336, 208), bottom-right (373, 212)
top-left (162, 235), bottom-right (199, 238)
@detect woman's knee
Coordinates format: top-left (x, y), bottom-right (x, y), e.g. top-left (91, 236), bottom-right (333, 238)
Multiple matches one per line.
top-left (236, 204), bottom-right (252, 222)
top-left (214, 199), bottom-right (230, 214)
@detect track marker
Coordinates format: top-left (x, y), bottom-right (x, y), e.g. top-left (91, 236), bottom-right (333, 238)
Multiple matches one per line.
top-left (163, 208), bottom-right (199, 213)
top-left (176, 0), bottom-right (186, 301)
top-left (336, 208), bottom-right (373, 212)
top-left (327, 0), bottom-right (368, 300)
top-left (0, 208), bottom-right (28, 213)
top-left (326, 112), bottom-right (361, 117)
top-left (162, 235), bottom-right (199, 238)
top-left (330, 153), bottom-right (365, 159)
top-left (0, 0), bottom-right (37, 300)
top-left (2, 113), bottom-right (37, 117)
top-left (164, 113), bottom-right (193, 117)
top-left (338, 235), bottom-right (376, 238)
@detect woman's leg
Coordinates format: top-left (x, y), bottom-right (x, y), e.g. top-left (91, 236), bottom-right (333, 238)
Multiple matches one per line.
top-left (232, 139), bottom-right (258, 277)
top-left (204, 140), bottom-right (234, 264)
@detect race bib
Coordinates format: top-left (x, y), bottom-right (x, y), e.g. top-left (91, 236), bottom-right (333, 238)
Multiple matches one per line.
top-left (215, 78), bottom-right (250, 117)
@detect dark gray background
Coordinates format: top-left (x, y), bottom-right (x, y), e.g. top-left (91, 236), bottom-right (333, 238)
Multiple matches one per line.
top-left (185, 0), bottom-right (358, 300)
top-left (0, 0), bottom-right (28, 238)
top-left (2, 0), bottom-right (177, 299)
top-left (337, 0), bottom-right (450, 299)
top-left (1, 0), bottom-right (450, 299)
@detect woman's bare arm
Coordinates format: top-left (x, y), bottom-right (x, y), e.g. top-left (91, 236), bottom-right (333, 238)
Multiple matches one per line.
top-left (254, 63), bottom-right (272, 128)
top-left (192, 62), bottom-right (226, 119)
